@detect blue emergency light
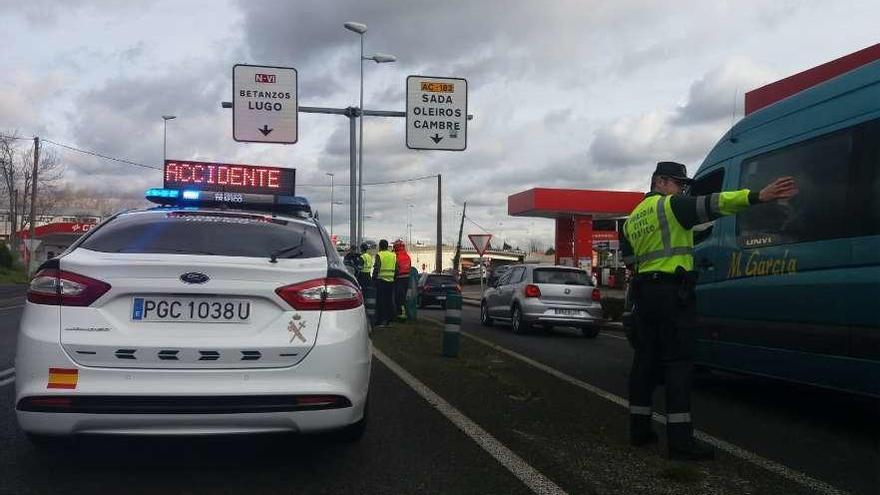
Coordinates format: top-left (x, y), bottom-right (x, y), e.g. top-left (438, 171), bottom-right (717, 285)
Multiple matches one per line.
top-left (145, 187), bottom-right (312, 217)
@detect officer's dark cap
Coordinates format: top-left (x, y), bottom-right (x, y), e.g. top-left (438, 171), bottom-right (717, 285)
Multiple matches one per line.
top-left (653, 161), bottom-right (694, 184)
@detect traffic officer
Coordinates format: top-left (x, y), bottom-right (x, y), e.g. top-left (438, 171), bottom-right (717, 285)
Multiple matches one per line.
top-left (358, 242), bottom-right (373, 289)
top-left (393, 240), bottom-right (412, 319)
top-left (621, 161), bottom-right (797, 461)
top-left (372, 239), bottom-right (397, 327)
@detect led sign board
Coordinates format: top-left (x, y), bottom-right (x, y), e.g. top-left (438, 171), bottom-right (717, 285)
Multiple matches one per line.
top-left (164, 160), bottom-right (295, 196)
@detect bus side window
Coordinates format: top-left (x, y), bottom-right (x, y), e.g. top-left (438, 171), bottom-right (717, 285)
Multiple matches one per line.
top-left (690, 169), bottom-right (725, 244)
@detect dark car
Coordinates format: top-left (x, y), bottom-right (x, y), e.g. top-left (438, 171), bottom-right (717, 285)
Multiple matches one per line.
top-left (417, 274), bottom-right (461, 308)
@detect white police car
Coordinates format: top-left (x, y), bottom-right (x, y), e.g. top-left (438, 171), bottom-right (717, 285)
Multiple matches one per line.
top-left (15, 168), bottom-right (371, 444)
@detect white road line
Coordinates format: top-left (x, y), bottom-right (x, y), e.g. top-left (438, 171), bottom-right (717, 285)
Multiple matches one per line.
top-left (0, 304), bottom-right (24, 311)
top-left (458, 329), bottom-right (849, 495)
top-left (0, 367), bottom-right (14, 379)
top-left (0, 376), bottom-right (14, 388)
top-left (600, 332), bottom-right (627, 341)
top-left (373, 348), bottom-right (567, 495)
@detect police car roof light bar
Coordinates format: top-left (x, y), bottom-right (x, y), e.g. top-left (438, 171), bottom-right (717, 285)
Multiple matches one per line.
top-left (145, 188), bottom-right (312, 216)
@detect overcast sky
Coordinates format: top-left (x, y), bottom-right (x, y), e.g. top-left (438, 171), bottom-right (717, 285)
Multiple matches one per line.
top-left (1, 0), bottom-right (878, 248)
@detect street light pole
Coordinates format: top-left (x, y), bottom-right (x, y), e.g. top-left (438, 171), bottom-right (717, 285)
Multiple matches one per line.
top-left (326, 172), bottom-right (335, 240)
top-left (344, 22), bottom-right (396, 247)
top-left (162, 115), bottom-right (176, 163)
top-left (408, 204), bottom-right (414, 246)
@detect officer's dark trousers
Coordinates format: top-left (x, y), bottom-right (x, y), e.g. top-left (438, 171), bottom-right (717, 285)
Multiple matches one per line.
top-left (628, 278), bottom-right (697, 448)
top-left (375, 279), bottom-right (395, 325)
top-left (394, 277), bottom-right (409, 318)
top-left (357, 273), bottom-right (372, 291)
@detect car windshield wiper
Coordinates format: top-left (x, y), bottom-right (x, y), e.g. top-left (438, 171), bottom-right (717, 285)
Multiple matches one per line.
top-left (269, 231), bottom-right (306, 263)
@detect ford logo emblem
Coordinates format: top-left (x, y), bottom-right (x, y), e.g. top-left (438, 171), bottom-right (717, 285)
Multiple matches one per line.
top-left (180, 272), bottom-right (209, 284)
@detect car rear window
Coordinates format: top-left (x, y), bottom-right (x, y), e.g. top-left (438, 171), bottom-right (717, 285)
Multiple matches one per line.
top-left (427, 275), bottom-right (457, 286)
top-left (533, 268), bottom-right (590, 286)
top-left (79, 210), bottom-right (326, 259)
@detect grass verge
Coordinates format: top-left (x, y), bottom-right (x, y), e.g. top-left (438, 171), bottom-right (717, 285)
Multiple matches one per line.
top-left (0, 266), bottom-right (29, 284)
top-left (372, 319), bottom-right (816, 495)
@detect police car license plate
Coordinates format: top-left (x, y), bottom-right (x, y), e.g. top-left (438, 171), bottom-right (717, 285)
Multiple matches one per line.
top-left (555, 309), bottom-right (584, 316)
top-left (131, 297), bottom-right (252, 323)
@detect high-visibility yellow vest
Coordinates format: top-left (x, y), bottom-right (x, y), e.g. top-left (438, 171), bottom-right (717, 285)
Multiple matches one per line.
top-left (624, 191), bottom-right (751, 274)
top-left (360, 252), bottom-right (373, 274)
top-left (377, 250), bottom-right (397, 282)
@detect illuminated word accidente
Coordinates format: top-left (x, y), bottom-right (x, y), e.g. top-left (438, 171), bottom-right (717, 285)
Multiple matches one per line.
top-left (165, 162), bottom-right (280, 189)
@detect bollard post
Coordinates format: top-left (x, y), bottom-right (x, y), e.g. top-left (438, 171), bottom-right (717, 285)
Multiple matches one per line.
top-left (443, 293), bottom-right (462, 357)
top-left (364, 286), bottom-right (377, 326)
top-left (407, 268), bottom-right (419, 321)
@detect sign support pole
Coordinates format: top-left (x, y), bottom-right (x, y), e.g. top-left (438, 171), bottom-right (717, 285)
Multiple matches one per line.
top-left (222, 101), bottom-right (472, 247)
top-left (479, 255), bottom-right (484, 300)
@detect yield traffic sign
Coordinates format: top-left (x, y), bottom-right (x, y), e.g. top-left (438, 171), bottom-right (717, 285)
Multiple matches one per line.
top-left (468, 234), bottom-right (492, 256)
top-left (406, 75), bottom-right (468, 151)
top-left (233, 64), bottom-right (298, 144)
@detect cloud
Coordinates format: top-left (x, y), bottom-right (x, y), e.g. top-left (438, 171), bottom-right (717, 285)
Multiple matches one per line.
top-left (587, 57), bottom-right (777, 179)
top-left (674, 58), bottom-right (777, 125)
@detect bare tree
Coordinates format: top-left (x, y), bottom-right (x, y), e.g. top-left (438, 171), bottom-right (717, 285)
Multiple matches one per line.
top-left (527, 237), bottom-right (546, 254)
top-left (0, 133), bottom-right (64, 250)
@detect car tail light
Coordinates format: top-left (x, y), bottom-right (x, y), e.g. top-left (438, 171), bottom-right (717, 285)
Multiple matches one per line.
top-left (27, 269), bottom-right (111, 306)
top-left (276, 278), bottom-right (363, 311)
top-left (592, 288), bottom-right (601, 302)
top-left (524, 284), bottom-right (541, 298)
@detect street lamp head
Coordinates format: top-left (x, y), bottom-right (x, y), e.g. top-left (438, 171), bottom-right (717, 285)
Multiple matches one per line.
top-left (162, 115), bottom-right (177, 121)
top-left (344, 22), bottom-right (368, 34)
top-left (370, 53), bottom-right (397, 63)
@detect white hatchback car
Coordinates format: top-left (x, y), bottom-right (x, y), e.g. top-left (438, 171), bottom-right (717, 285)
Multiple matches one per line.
top-left (15, 192), bottom-right (371, 444)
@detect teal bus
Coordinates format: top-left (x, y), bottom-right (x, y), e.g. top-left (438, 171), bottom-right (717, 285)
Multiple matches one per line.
top-left (690, 47), bottom-right (880, 397)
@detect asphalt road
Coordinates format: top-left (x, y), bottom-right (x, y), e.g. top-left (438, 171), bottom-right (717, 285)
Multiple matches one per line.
top-left (0, 291), bottom-right (533, 495)
top-left (420, 305), bottom-right (880, 495)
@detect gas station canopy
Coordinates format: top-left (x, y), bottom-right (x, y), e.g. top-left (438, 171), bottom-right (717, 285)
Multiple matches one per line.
top-left (508, 188), bottom-right (644, 219)
top-left (508, 188), bottom-right (644, 268)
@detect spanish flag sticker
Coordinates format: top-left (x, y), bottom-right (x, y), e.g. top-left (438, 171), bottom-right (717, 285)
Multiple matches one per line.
top-left (47, 368), bottom-right (78, 389)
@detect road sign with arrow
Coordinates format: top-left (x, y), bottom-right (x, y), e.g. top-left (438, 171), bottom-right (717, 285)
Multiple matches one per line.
top-left (233, 64), bottom-right (298, 144)
top-left (406, 75), bottom-right (467, 151)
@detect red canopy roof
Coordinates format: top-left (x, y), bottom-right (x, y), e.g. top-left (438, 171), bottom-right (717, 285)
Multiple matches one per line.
top-left (508, 188), bottom-right (643, 219)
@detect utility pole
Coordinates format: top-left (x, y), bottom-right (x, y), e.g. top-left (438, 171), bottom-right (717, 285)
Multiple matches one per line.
top-left (28, 137), bottom-right (39, 274)
top-left (452, 201), bottom-right (467, 274)
top-left (435, 174), bottom-right (442, 273)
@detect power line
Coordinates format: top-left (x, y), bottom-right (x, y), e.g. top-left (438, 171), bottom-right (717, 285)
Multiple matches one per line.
top-left (42, 139), bottom-right (160, 170)
top-left (465, 216), bottom-right (491, 233)
top-left (297, 174), bottom-right (439, 188)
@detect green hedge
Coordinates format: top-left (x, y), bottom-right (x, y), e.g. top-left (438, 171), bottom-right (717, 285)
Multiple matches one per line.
top-left (0, 243), bottom-right (13, 269)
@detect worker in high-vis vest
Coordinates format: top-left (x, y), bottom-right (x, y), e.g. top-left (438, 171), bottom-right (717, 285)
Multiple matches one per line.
top-left (621, 161), bottom-right (797, 461)
top-left (372, 239), bottom-right (398, 327)
top-left (358, 243), bottom-right (373, 290)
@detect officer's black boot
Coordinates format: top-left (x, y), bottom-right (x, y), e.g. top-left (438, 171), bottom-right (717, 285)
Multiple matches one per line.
top-left (629, 414), bottom-right (658, 447)
top-left (667, 422), bottom-right (715, 461)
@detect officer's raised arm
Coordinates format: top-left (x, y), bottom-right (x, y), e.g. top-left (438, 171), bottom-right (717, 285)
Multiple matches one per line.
top-left (669, 176), bottom-right (799, 230)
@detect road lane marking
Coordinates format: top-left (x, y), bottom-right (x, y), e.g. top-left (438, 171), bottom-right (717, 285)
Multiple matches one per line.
top-left (447, 321), bottom-right (848, 495)
top-left (600, 332), bottom-right (627, 341)
top-left (0, 376), bottom-right (14, 388)
top-left (373, 348), bottom-right (568, 495)
top-left (0, 367), bottom-right (14, 378)
top-left (0, 304), bottom-right (24, 311)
